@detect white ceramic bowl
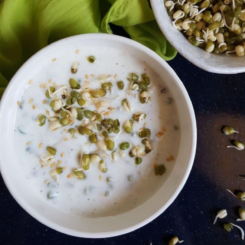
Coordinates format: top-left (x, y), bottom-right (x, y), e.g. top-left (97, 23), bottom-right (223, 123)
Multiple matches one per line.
top-left (0, 34), bottom-right (196, 238)
top-left (151, 0), bottom-right (245, 74)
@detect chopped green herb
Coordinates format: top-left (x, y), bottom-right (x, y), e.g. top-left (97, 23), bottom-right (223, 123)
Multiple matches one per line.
top-left (18, 127), bottom-right (26, 134)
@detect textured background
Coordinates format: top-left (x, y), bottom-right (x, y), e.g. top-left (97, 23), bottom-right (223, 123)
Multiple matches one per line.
top-left (1, 28), bottom-right (245, 245)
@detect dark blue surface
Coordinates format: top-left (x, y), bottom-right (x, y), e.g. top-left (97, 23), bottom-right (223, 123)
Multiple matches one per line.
top-left (2, 41), bottom-right (245, 245)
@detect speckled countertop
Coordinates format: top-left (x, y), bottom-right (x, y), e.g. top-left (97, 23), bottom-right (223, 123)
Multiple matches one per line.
top-left (1, 35), bottom-right (245, 244)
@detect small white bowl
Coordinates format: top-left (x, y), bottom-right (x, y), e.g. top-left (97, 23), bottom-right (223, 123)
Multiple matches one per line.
top-left (151, 0), bottom-right (245, 74)
top-left (0, 34), bottom-right (196, 238)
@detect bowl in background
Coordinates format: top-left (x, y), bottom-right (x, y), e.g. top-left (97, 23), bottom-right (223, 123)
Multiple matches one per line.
top-left (0, 34), bottom-right (196, 238)
top-left (151, 0), bottom-right (245, 74)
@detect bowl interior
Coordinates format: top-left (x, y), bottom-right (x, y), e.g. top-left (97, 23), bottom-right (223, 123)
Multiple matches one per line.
top-left (151, 0), bottom-right (245, 74)
top-left (0, 34), bottom-right (196, 238)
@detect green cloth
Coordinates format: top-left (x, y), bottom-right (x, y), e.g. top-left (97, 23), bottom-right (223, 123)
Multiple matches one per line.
top-left (0, 0), bottom-right (176, 98)
top-left (101, 0), bottom-right (176, 60)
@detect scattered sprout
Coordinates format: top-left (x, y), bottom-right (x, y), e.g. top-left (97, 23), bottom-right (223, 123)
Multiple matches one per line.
top-left (236, 192), bottom-right (245, 201)
top-left (71, 62), bottom-right (78, 73)
top-left (98, 74), bottom-right (111, 81)
top-left (97, 123), bottom-right (102, 131)
top-left (77, 98), bottom-right (86, 106)
top-left (128, 73), bottom-right (139, 82)
top-left (129, 145), bottom-right (145, 157)
top-left (48, 121), bottom-right (62, 131)
top-left (226, 189), bottom-right (245, 201)
top-left (102, 131), bottom-right (109, 137)
top-left (140, 91), bottom-right (149, 104)
top-left (213, 209), bottom-right (227, 224)
top-left (60, 118), bottom-right (70, 126)
top-left (73, 169), bottom-right (86, 179)
top-left (122, 98), bottom-right (131, 112)
top-left (142, 139), bottom-right (152, 153)
top-left (123, 120), bottom-right (133, 134)
top-left (81, 154), bottom-right (91, 170)
top-left (113, 127), bottom-right (120, 134)
top-left (119, 142), bottom-right (130, 150)
top-left (81, 91), bottom-right (91, 101)
top-left (168, 236), bottom-right (184, 245)
top-left (238, 175), bottom-right (245, 181)
top-left (50, 100), bottom-right (64, 111)
top-left (66, 96), bottom-right (77, 105)
top-left (76, 108), bottom-right (83, 121)
top-left (70, 91), bottom-right (80, 99)
top-left (112, 151), bottom-right (118, 162)
top-left (95, 100), bottom-right (110, 108)
top-left (78, 126), bottom-right (93, 136)
top-left (48, 116), bottom-right (59, 122)
top-left (91, 113), bottom-right (102, 122)
top-left (101, 82), bottom-right (113, 90)
top-left (90, 154), bottom-right (101, 163)
top-left (142, 73), bottom-right (150, 86)
top-left (97, 140), bottom-right (107, 151)
top-left (39, 115), bottom-right (47, 126)
top-left (47, 146), bottom-right (57, 155)
top-left (60, 111), bottom-right (68, 118)
top-left (135, 157), bottom-right (142, 165)
top-left (138, 128), bottom-right (151, 138)
top-left (69, 78), bottom-right (80, 89)
top-left (89, 134), bottom-right (98, 143)
top-left (237, 207), bottom-right (245, 221)
top-left (223, 223), bottom-right (233, 232)
top-left (99, 160), bottom-right (107, 173)
top-left (223, 223), bottom-right (244, 240)
top-left (87, 56), bottom-right (95, 63)
top-left (106, 138), bottom-right (115, 151)
top-left (138, 82), bottom-right (148, 91)
top-left (221, 126), bottom-right (239, 135)
top-left (84, 110), bottom-right (94, 119)
top-left (68, 128), bottom-right (76, 137)
top-left (117, 81), bottom-right (124, 90)
top-left (227, 140), bottom-right (245, 151)
top-left (50, 167), bottom-right (58, 177)
top-left (91, 89), bottom-right (106, 98)
top-left (132, 113), bottom-right (146, 122)
top-left (45, 86), bottom-right (55, 98)
top-left (113, 119), bottom-right (120, 127)
top-left (129, 81), bottom-right (139, 90)
top-left (101, 119), bottom-right (114, 133)
top-left (56, 167), bottom-right (63, 174)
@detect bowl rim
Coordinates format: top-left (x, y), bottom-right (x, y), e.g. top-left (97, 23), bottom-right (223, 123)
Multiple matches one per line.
top-left (0, 33), bottom-right (197, 238)
top-left (150, 0), bottom-right (245, 74)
